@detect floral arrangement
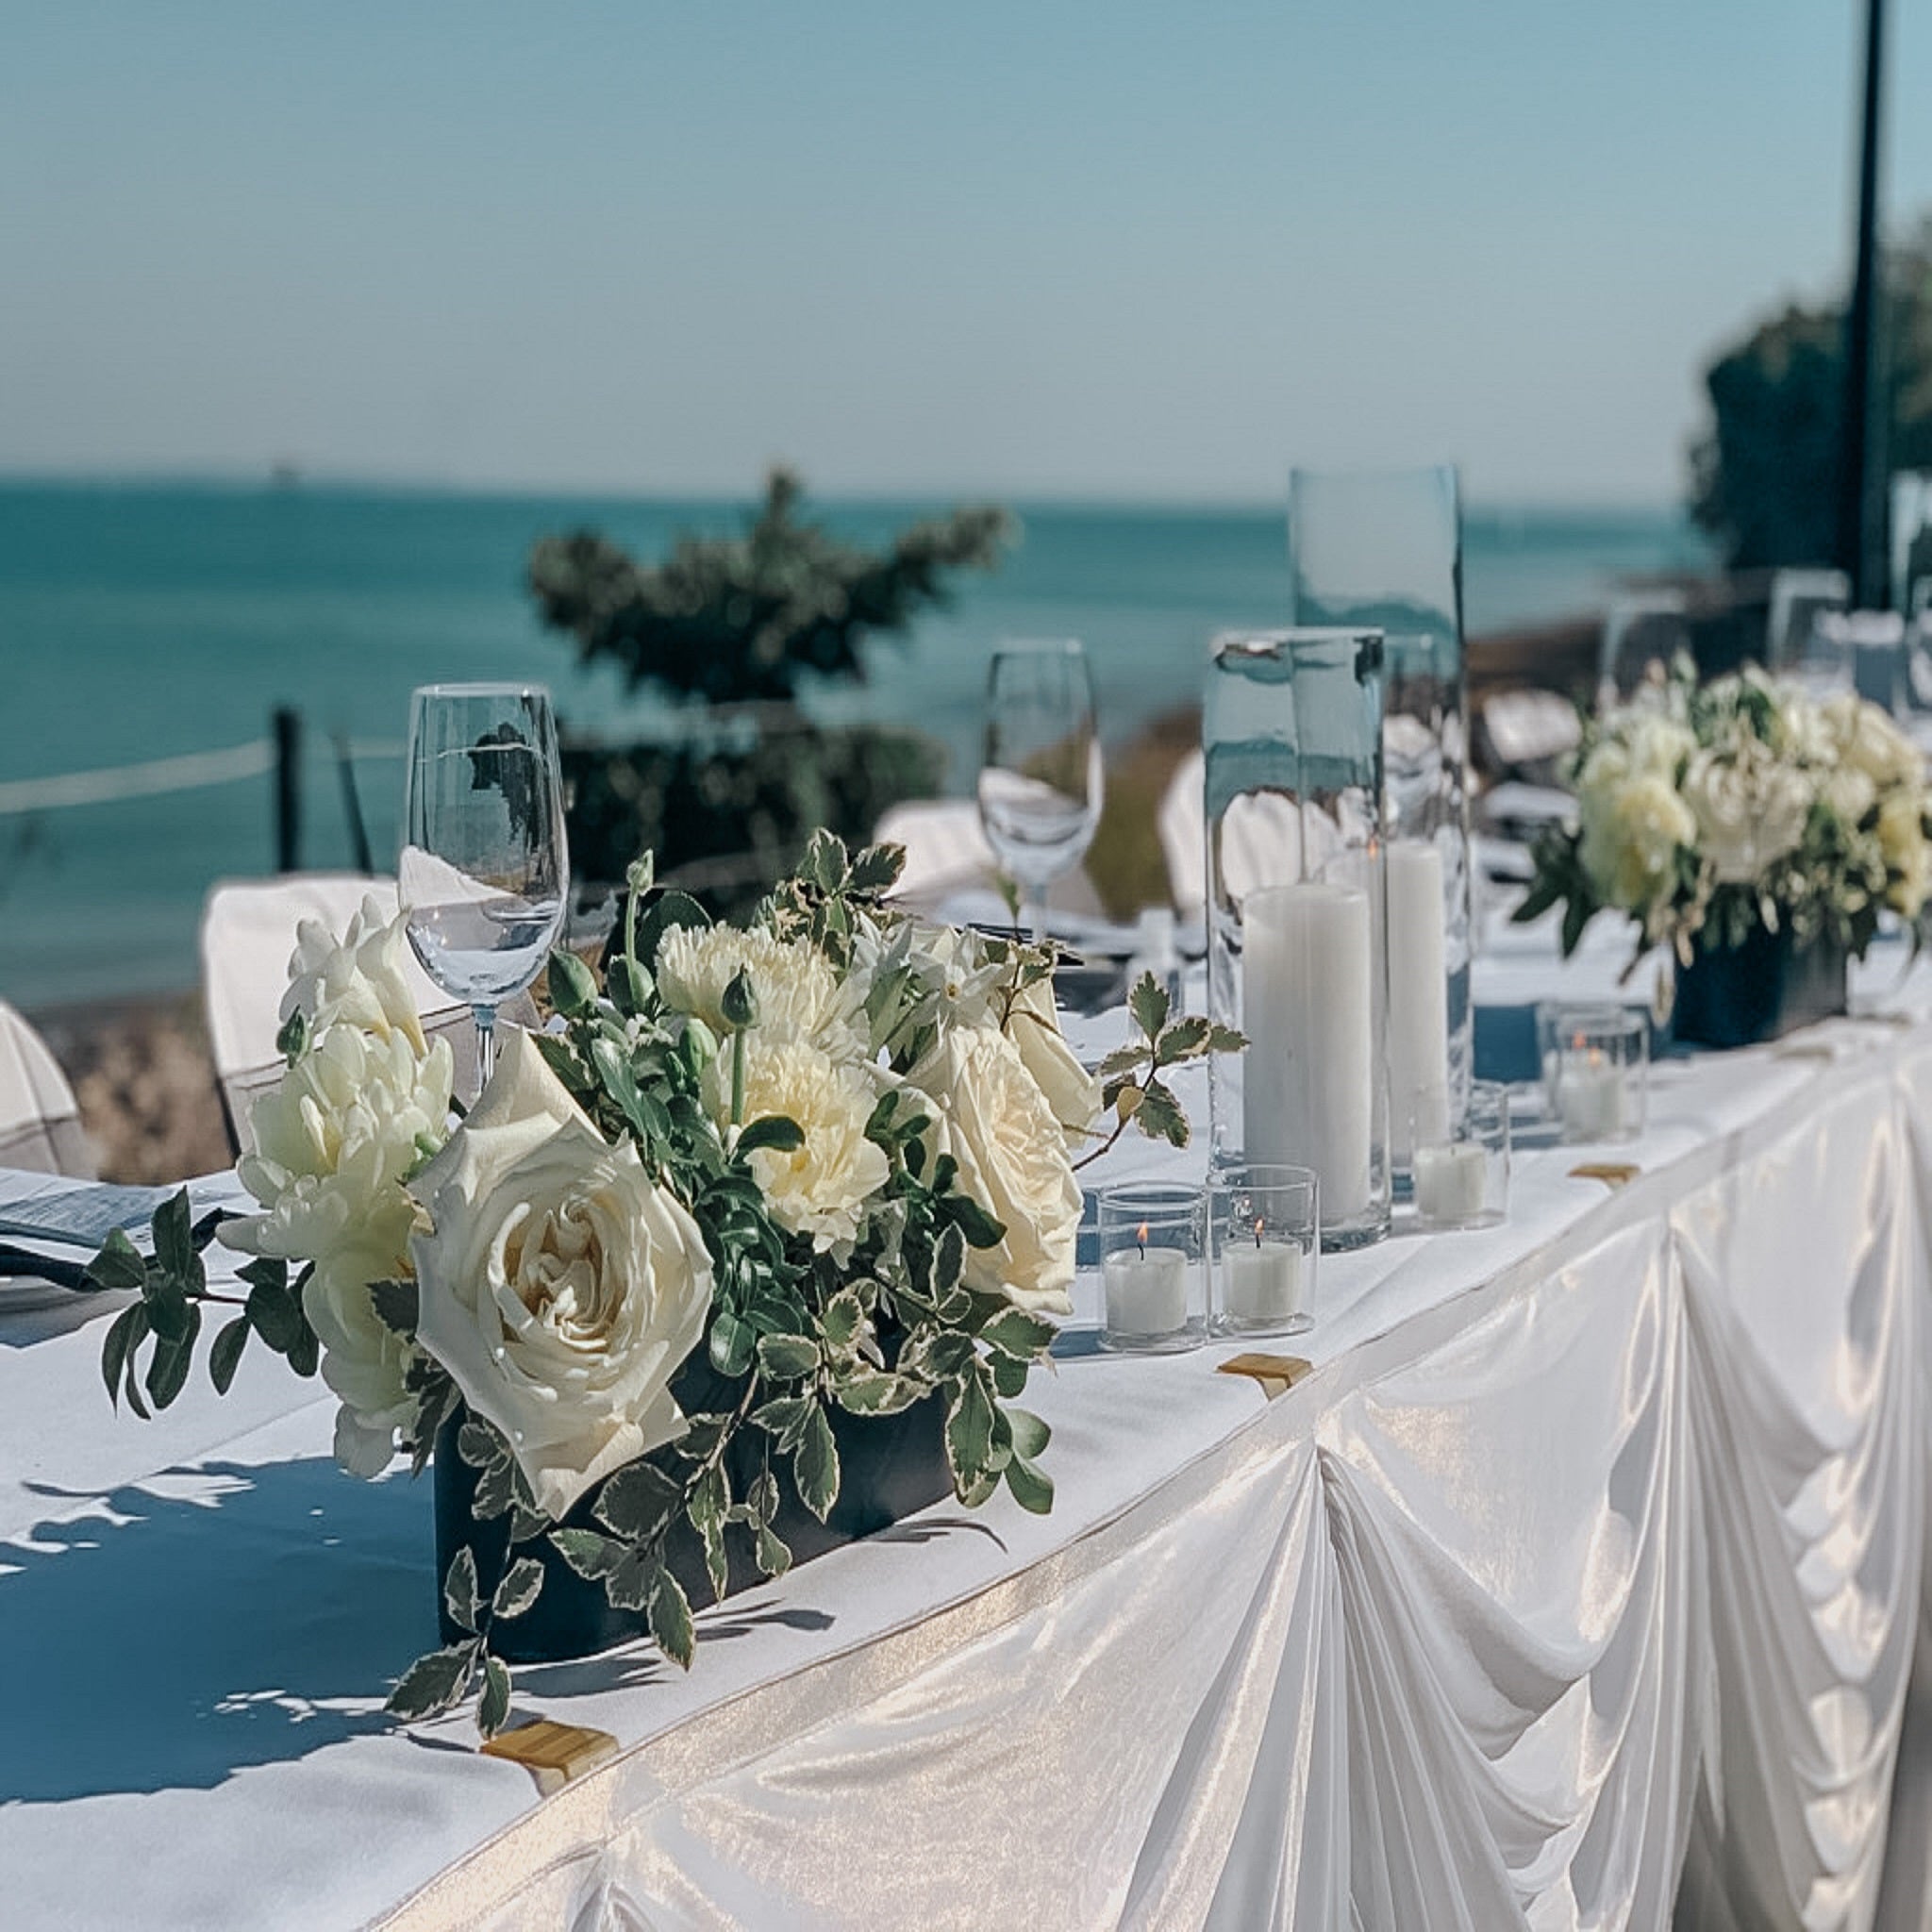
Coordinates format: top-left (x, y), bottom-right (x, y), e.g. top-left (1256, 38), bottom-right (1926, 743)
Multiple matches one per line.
top-left (1517, 660), bottom-right (1932, 965)
top-left (87, 834), bottom-right (1236, 1734)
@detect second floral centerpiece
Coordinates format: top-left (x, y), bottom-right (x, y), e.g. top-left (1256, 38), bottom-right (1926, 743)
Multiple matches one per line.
top-left (91, 834), bottom-right (1236, 1735)
top-left (1516, 660), bottom-right (1932, 1044)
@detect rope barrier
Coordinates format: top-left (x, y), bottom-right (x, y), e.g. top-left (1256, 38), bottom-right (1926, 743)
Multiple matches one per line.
top-left (0, 740), bottom-right (275, 815)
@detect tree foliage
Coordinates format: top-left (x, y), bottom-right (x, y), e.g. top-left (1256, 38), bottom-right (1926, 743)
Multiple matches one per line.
top-left (1690, 215), bottom-right (1932, 571)
top-left (528, 466), bottom-right (1016, 708)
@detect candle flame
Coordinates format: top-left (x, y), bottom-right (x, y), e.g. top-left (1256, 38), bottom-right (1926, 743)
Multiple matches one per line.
top-left (1254, 1217), bottom-right (1265, 1247)
top-left (1137, 1221), bottom-right (1148, 1257)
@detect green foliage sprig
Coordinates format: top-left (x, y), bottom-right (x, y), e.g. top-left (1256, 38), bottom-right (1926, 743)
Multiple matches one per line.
top-left (1086, 974), bottom-right (1245, 1166)
top-left (88, 1194), bottom-right (315, 1416)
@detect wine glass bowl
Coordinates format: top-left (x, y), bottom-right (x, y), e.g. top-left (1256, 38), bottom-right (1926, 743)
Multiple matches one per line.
top-left (400, 683), bottom-right (568, 1091)
top-left (977, 641), bottom-right (1103, 939)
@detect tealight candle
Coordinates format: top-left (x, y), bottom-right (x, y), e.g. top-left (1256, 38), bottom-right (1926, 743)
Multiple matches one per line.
top-left (1557, 1047), bottom-right (1627, 1141)
top-left (1411, 1141), bottom-right (1489, 1224)
top-left (1103, 1227), bottom-right (1189, 1337)
top-left (1222, 1221), bottom-right (1305, 1324)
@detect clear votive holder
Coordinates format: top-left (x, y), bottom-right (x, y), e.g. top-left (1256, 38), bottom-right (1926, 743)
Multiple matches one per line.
top-left (1209, 1164), bottom-right (1318, 1338)
top-left (1097, 1183), bottom-right (1208, 1354)
top-left (1541, 1005), bottom-right (1647, 1144)
top-left (1409, 1080), bottom-right (1509, 1231)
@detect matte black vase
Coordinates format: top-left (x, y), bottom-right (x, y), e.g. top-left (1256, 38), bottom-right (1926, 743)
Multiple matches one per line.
top-left (1672, 925), bottom-right (1848, 1050)
top-left (433, 1384), bottom-right (953, 1665)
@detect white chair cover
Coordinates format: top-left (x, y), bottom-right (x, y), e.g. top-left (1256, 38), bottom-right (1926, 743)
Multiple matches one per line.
top-left (1157, 749), bottom-right (1207, 921)
top-left (872, 800), bottom-right (998, 912)
top-left (0, 1000), bottom-right (93, 1177)
top-left (200, 874), bottom-right (532, 1150)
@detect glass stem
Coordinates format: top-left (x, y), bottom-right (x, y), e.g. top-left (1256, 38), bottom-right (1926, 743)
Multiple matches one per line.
top-left (1023, 884), bottom-right (1048, 946)
top-left (473, 1004), bottom-right (497, 1098)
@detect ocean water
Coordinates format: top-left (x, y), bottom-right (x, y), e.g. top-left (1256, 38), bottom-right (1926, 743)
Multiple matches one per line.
top-left (0, 482), bottom-right (1710, 1008)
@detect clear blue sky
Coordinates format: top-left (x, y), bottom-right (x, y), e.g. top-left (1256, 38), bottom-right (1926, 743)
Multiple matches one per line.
top-left (4, 1), bottom-right (1928, 506)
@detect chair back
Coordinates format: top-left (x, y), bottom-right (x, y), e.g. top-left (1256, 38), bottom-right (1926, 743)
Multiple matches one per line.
top-left (0, 1001), bottom-right (94, 1177)
top-left (201, 874), bottom-right (534, 1154)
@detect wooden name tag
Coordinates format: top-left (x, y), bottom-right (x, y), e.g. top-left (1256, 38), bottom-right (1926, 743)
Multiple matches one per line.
top-left (1568, 1162), bottom-right (1641, 1189)
top-left (1216, 1352), bottom-right (1314, 1399)
top-left (480, 1719), bottom-right (619, 1794)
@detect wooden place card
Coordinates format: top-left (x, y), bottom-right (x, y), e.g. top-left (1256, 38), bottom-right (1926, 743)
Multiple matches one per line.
top-left (480, 1719), bottom-right (619, 1795)
top-left (1568, 1162), bottom-right (1641, 1189)
top-left (1216, 1352), bottom-right (1314, 1400)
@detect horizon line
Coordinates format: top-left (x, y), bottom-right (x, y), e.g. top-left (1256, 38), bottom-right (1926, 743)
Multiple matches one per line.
top-left (0, 464), bottom-right (1691, 521)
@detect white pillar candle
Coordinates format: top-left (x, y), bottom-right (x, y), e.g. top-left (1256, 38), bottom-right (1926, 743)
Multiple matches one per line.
top-left (1385, 840), bottom-right (1450, 1163)
top-left (1242, 882), bottom-right (1374, 1222)
top-left (1104, 1245), bottom-right (1189, 1335)
top-left (1557, 1051), bottom-right (1627, 1141)
top-left (1412, 1141), bottom-right (1489, 1224)
top-left (1223, 1236), bottom-right (1305, 1324)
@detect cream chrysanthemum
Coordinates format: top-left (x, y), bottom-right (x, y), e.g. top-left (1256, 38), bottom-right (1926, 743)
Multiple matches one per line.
top-left (707, 1036), bottom-right (890, 1252)
top-left (658, 924), bottom-right (860, 1057)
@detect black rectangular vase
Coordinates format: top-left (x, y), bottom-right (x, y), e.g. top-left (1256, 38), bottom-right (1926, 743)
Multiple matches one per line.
top-left (1672, 926), bottom-right (1848, 1050)
top-left (434, 1386), bottom-right (952, 1665)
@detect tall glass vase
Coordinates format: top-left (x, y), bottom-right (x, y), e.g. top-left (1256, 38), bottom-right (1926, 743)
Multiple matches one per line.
top-left (1206, 627), bottom-right (1391, 1251)
top-left (1289, 467), bottom-right (1471, 1174)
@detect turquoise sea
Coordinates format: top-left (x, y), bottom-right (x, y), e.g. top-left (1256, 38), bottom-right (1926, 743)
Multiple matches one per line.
top-left (0, 482), bottom-right (1712, 1008)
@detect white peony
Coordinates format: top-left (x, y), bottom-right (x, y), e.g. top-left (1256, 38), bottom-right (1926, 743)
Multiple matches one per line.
top-left (1776, 690), bottom-right (1837, 767)
top-left (1681, 744), bottom-right (1812, 885)
top-left (707, 1036), bottom-right (891, 1252)
top-left (1824, 693), bottom-right (1923, 791)
top-left (658, 924), bottom-right (861, 1056)
top-left (280, 893), bottom-right (428, 1054)
top-left (409, 1028), bottom-right (714, 1520)
top-left (1576, 745), bottom-right (1695, 911)
top-left (907, 1023), bottom-right (1081, 1317)
top-left (1879, 792), bottom-right (1932, 920)
top-left (1621, 713), bottom-right (1695, 781)
top-left (1820, 766), bottom-right (1878, 830)
top-left (223, 1018), bottom-right (455, 1477)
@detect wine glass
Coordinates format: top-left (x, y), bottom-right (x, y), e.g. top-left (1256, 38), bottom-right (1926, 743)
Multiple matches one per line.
top-left (977, 641), bottom-right (1103, 942)
top-left (400, 683), bottom-right (569, 1094)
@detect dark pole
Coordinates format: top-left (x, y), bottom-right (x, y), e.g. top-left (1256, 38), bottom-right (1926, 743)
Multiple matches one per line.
top-left (273, 706), bottom-right (302, 873)
top-left (332, 730), bottom-right (375, 874)
top-left (1838, 0), bottom-right (1889, 606)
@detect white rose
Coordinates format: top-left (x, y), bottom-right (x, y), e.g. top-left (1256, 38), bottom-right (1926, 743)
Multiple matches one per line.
top-left (281, 896), bottom-right (428, 1054)
top-left (908, 1023), bottom-right (1080, 1317)
top-left (706, 1036), bottom-right (891, 1252)
top-left (1681, 746), bottom-right (1811, 884)
top-left (1879, 792), bottom-right (1932, 920)
top-left (658, 924), bottom-right (861, 1056)
top-left (409, 1028), bottom-right (714, 1519)
top-left (223, 1022), bottom-right (454, 1475)
top-left (887, 924), bottom-right (1096, 1145)
top-left (1004, 974), bottom-right (1101, 1149)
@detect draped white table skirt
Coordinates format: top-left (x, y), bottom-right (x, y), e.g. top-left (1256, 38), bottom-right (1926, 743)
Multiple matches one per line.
top-left (7, 1016), bottom-right (1932, 1928)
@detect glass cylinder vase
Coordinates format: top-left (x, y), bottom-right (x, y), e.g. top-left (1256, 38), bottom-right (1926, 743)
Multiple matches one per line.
top-left (1289, 467), bottom-right (1472, 1178)
top-left (1206, 626), bottom-right (1391, 1250)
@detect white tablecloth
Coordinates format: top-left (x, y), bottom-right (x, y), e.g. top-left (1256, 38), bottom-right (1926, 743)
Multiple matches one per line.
top-left (7, 963), bottom-right (1932, 1928)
